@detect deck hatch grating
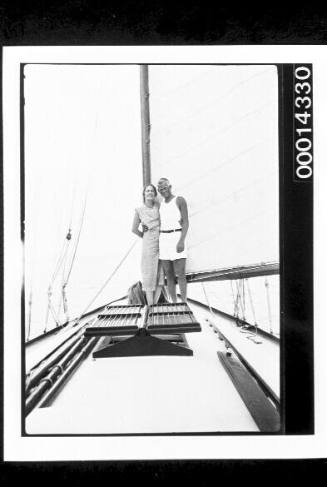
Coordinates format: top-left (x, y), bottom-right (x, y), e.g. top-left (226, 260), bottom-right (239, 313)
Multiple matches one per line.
top-left (84, 305), bottom-right (142, 336)
top-left (84, 303), bottom-right (201, 337)
top-left (147, 302), bottom-right (201, 334)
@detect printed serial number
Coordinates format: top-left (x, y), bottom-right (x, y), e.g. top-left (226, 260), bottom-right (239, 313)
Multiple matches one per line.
top-left (294, 66), bottom-right (313, 180)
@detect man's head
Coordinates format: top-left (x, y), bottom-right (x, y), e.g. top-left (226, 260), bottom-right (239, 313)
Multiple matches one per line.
top-left (157, 178), bottom-right (172, 199)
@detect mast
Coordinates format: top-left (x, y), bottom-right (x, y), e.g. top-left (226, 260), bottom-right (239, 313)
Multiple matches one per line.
top-left (140, 65), bottom-right (151, 187)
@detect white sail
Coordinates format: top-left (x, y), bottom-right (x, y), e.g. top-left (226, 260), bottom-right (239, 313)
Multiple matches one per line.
top-left (148, 65), bottom-right (279, 274)
top-left (24, 64), bottom-right (279, 340)
top-left (22, 62), bottom-right (281, 439)
top-left (147, 65), bottom-right (279, 334)
top-left (24, 65), bottom-right (144, 338)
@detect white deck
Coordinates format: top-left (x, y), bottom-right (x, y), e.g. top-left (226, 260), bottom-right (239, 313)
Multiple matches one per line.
top-left (26, 303), bottom-right (279, 434)
top-left (193, 305), bottom-right (280, 398)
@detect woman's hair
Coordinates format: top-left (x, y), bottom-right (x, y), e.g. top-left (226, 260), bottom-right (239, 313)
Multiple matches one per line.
top-left (143, 184), bottom-right (157, 202)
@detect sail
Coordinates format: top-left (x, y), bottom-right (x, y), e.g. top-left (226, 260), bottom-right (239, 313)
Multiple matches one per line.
top-left (21, 62), bottom-right (282, 440)
top-left (24, 65), bottom-right (144, 338)
top-left (24, 64), bottom-right (279, 340)
top-left (148, 65), bottom-right (279, 274)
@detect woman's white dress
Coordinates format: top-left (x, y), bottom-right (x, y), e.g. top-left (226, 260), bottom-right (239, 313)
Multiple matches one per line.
top-left (136, 205), bottom-right (161, 292)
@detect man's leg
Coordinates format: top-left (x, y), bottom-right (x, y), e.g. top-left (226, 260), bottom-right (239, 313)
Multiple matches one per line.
top-left (145, 291), bottom-right (154, 305)
top-left (153, 285), bottom-right (163, 304)
top-left (161, 260), bottom-right (177, 303)
top-left (173, 258), bottom-right (187, 302)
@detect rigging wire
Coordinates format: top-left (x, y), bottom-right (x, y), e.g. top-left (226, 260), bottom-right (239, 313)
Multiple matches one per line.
top-left (57, 227), bottom-right (74, 321)
top-left (42, 76), bottom-right (100, 332)
top-left (45, 196), bottom-right (88, 330)
top-left (246, 279), bottom-right (257, 328)
top-left (45, 285), bottom-right (61, 330)
top-left (242, 279), bottom-right (246, 320)
top-left (235, 279), bottom-right (246, 325)
top-left (44, 287), bottom-right (51, 331)
top-left (232, 280), bottom-right (238, 319)
top-left (44, 191), bottom-right (73, 327)
top-left (230, 280), bottom-right (236, 317)
top-left (49, 301), bottom-right (61, 327)
top-left (231, 278), bottom-right (263, 345)
top-left (57, 193), bottom-right (89, 324)
top-left (232, 279), bottom-right (242, 324)
top-left (56, 82), bottom-right (102, 322)
top-left (26, 164), bottom-right (46, 340)
top-left (61, 73), bottom-right (124, 325)
top-left (242, 278), bottom-right (262, 344)
top-left (201, 282), bottom-right (215, 319)
top-left (61, 245), bottom-right (70, 323)
top-left (59, 186), bottom-right (77, 324)
top-left (48, 233), bottom-right (71, 287)
top-left (265, 277), bottom-right (274, 334)
top-left (63, 194), bottom-right (88, 288)
top-left (28, 70), bottom-right (104, 339)
top-left (44, 229), bottom-right (72, 333)
top-left (27, 289), bottom-right (33, 342)
top-left (75, 239), bottom-right (139, 323)
top-left (57, 244), bottom-right (68, 322)
top-left (233, 280), bottom-right (241, 320)
top-left (26, 253), bottom-right (35, 342)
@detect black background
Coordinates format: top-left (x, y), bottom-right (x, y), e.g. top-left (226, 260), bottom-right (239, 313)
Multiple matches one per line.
top-left (280, 65), bottom-right (314, 434)
top-left (1, 2), bottom-right (327, 45)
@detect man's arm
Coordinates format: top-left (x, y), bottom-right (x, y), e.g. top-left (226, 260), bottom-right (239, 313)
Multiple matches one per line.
top-left (176, 196), bottom-right (189, 253)
top-left (132, 210), bottom-right (144, 238)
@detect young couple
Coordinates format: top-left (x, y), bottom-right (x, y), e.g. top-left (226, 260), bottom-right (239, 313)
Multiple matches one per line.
top-left (132, 178), bottom-right (189, 305)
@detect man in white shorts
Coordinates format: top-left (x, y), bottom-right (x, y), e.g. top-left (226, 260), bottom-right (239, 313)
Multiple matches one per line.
top-left (157, 178), bottom-right (189, 303)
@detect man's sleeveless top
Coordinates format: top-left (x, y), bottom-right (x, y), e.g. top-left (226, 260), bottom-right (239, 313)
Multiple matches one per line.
top-left (160, 196), bottom-right (182, 231)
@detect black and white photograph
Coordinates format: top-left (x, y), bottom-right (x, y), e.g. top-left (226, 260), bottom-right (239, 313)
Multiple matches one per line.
top-left (2, 46), bottom-right (322, 461)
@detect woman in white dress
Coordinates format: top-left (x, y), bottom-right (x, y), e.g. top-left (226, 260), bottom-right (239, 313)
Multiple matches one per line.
top-left (132, 184), bottom-right (163, 305)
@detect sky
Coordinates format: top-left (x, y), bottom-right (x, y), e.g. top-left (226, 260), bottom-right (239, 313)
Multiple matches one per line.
top-left (24, 65), bottom-right (144, 336)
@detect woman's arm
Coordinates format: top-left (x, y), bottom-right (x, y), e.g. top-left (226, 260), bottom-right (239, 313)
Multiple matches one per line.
top-left (132, 210), bottom-right (143, 238)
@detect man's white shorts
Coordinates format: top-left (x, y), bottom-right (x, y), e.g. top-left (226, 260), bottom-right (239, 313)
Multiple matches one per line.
top-left (159, 231), bottom-right (187, 261)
